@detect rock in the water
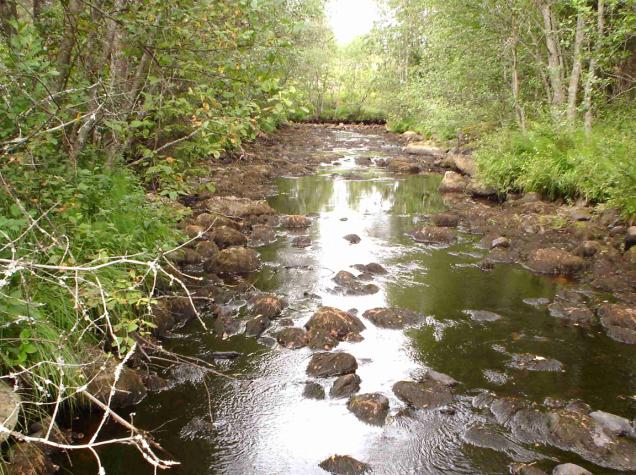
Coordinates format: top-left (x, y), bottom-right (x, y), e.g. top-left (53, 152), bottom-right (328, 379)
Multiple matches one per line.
top-left (195, 212), bottom-right (241, 230)
top-left (409, 226), bottom-right (455, 244)
top-left (307, 328), bottom-right (341, 351)
top-left (215, 247), bottom-right (260, 273)
top-left (305, 307), bottom-right (366, 339)
top-left (209, 225), bottom-right (246, 248)
top-left (491, 237), bottom-right (510, 249)
top-left (387, 158), bottom-right (420, 174)
top-left (343, 234), bottom-right (361, 244)
top-left (510, 463), bottom-right (548, 475)
top-left (281, 215), bottom-right (311, 229)
top-left (205, 196), bottom-right (275, 218)
top-left (423, 368), bottom-right (459, 387)
top-left (362, 307), bottom-right (422, 329)
top-left (352, 262), bottom-right (388, 275)
top-left (307, 352), bottom-right (358, 378)
top-left (547, 296), bottom-right (595, 325)
top-left (507, 353), bottom-right (563, 372)
top-left (405, 143), bottom-right (445, 158)
top-left (527, 248), bottom-right (585, 276)
top-left (7, 441), bottom-right (58, 475)
top-left (598, 303), bottom-right (636, 344)
top-left (292, 235), bottom-right (311, 248)
top-left (431, 212), bottom-right (459, 227)
top-left (0, 381), bottom-right (20, 443)
top-left (552, 464), bottom-right (592, 475)
top-left (392, 380), bottom-right (453, 409)
top-left (250, 294), bottom-right (287, 319)
top-left (347, 393), bottom-right (390, 426)
top-left (332, 271), bottom-right (379, 296)
top-left (303, 382), bottom-right (325, 400)
top-left (212, 316), bottom-right (241, 338)
top-left (85, 350), bottom-right (147, 409)
top-left (249, 224), bottom-right (276, 247)
top-left (319, 455), bottom-right (370, 475)
top-left (464, 309), bottom-right (502, 322)
top-left (330, 374), bottom-right (361, 399)
top-left (439, 171), bottom-right (468, 193)
top-left (244, 315), bottom-right (271, 337)
top-left (589, 410), bottom-right (635, 437)
top-left (523, 298), bottom-right (550, 307)
top-left (276, 327), bottom-right (308, 349)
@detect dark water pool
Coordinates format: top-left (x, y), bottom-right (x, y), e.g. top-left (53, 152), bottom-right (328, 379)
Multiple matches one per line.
top-left (62, 131), bottom-right (636, 474)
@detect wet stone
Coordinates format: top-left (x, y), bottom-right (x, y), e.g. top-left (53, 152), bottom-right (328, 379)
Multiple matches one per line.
top-left (387, 158), bottom-right (420, 174)
top-left (292, 235), bottom-right (312, 248)
top-left (551, 464), bottom-right (592, 475)
top-left (507, 353), bottom-right (564, 372)
top-left (205, 196), bottom-right (275, 217)
top-left (590, 410), bottom-right (635, 437)
top-left (305, 307), bottom-right (365, 340)
top-left (303, 382), bottom-right (325, 400)
top-left (362, 307), bottom-right (423, 329)
top-left (332, 271), bottom-right (379, 296)
top-left (215, 247), bottom-right (261, 274)
top-left (281, 214), bottom-right (311, 228)
top-left (598, 303), bottom-right (636, 344)
top-left (257, 336), bottom-right (277, 348)
top-left (438, 171), bottom-right (468, 193)
top-left (547, 300), bottom-right (595, 325)
top-left (464, 309), bottom-right (502, 322)
top-left (509, 463), bottom-right (548, 475)
top-left (392, 380), bottom-right (453, 409)
top-left (431, 212), bottom-right (459, 227)
top-left (249, 224), bottom-right (276, 247)
top-left (423, 368), bottom-right (459, 387)
top-left (343, 234), bottom-right (361, 244)
top-left (523, 298), bottom-right (550, 307)
top-left (244, 315), bottom-right (271, 337)
top-left (409, 226), bottom-right (456, 244)
top-left (573, 240), bottom-right (601, 258)
top-left (330, 374), bottom-right (361, 399)
top-left (212, 316), bottom-right (241, 339)
top-left (319, 455), bottom-right (370, 475)
top-left (210, 225), bottom-right (247, 248)
top-left (527, 248), bottom-right (585, 276)
top-left (347, 393), bottom-right (390, 426)
top-left (352, 262), bottom-right (387, 275)
top-left (250, 294), bottom-right (287, 319)
top-left (276, 327), bottom-right (308, 349)
top-left (491, 237), bottom-right (510, 249)
top-left (307, 328), bottom-right (340, 351)
top-left (306, 352), bottom-right (358, 378)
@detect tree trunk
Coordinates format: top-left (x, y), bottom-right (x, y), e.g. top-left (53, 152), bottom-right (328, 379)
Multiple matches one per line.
top-left (0, 0), bottom-right (17, 38)
top-left (539, 1), bottom-right (565, 118)
top-left (567, 12), bottom-right (586, 124)
top-left (53, 0), bottom-right (84, 93)
top-left (511, 29), bottom-right (526, 133)
top-left (583, 0), bottom-right (605, 135)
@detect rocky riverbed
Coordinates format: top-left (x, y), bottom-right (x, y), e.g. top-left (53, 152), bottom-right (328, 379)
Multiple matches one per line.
top-left (55, 124), bottom-right (635, 475)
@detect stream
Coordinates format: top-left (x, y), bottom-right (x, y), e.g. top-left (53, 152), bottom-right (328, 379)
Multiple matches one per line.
top-left (64, 129), bottom-right (636, 474)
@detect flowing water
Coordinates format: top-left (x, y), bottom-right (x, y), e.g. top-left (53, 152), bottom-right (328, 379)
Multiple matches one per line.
top-left (64, 130), bottom-right (636, 474)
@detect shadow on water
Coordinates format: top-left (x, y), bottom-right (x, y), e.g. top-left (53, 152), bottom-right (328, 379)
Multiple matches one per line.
top-left (61, 131), bottom-right (636, 475)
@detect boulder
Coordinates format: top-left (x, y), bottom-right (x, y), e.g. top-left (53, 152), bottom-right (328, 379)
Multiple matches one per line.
top-left (343, 234), bottom-right (361, 244)
top-left (387, 159), bottom-right (420, 174)
top-left (589, 410), bottom-right (635, 437)
top-left (332, 271), bottom-right (380, 296)
top-left (307, 328), bottom-right (341, 351)
top-left (467, 180), bottom-right (498, 198)
top-left (431, 212), bottom-right (459, 227)
top-left (423, 369), bottom-right (458, 387)
top-left (330, 374), bottom-right (361, 399)
top-left (276, 327), bottom-right (309, 349)
top-left (184, 224), bottom-right (205, 239)
top-left (205, 196), bottom-right (275, 218)
top-left (598, 303), bottom-right (636, 344)
top-left (392, 380), bottom-right (453, 409)
top-left (490, 237), bottom-right (510, 249)
top-left (452, 154), bottom-right (477, 176)
top-left (438, 171), bottom-right (468, 193)
top-left (244, 315), bottom-right (271, 337)
top-left (362, 307), bottom-right (422, 329)
top-left (84, 350), bottom-right (147, 409)
top-left (507, 353), bottom-right (564, 372)
top-left (195, 240), bottom-right (219, 264)
top-left (306, 352), bottom-right (358, 378)
top-left (463, 309), bottom-right (502, 322)
top-left (250, 294), bottom-right (287, 319)
top-left (552, 464), bottom-right (592, 475)
top-left (347, 393), bottom-right (390, 426)
top-left (303, 382), bottom-right (325, 400)
top-left (510, 463), bottom-right (548, 475)
top-left (405, 143), bottom-right (445, 158)
top-left (212, 316), bottom-right (241, 338)
top-left (281, 215), bottom-right (311, 229)
top-left (547, 290), bottom-right (595, 325)
top-left (352, 263), bottom-right (387, 275)
top-left (209, 226), bottom-right (247, 248)
top-left (215, 247), bottom-right (260, 274)
top-left (319, 455), bottom-right (370, 475)
top-left (195, 212), bottom-right (241, 230)
top-left (305, 307), bottom-right (366, 344)
top-left (292, 235), bottom-right (312, 248)
top-left (0, 381), bottom-right (20, 443)
top-left (249, 225), bottom-right (276, 247)
top-left (527, 248), bottom-right (585, 276)
top-left (409, 226), bottom-right (455, 244)
top-left (572, 240), bottom-right (600, 258)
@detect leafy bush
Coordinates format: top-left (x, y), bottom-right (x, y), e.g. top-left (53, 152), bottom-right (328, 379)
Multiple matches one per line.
top-left (476, 120), bottom-right (636, 217)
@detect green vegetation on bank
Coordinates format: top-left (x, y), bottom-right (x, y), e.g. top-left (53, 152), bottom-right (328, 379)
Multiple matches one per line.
top-left (0, 0), bottom-right (322, 433)
top-left (293, 0), bottom-right (636, 216)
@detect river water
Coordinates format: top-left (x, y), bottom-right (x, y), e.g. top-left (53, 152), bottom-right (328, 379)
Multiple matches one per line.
top-left (64, 130), bottom-right (636, 474)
